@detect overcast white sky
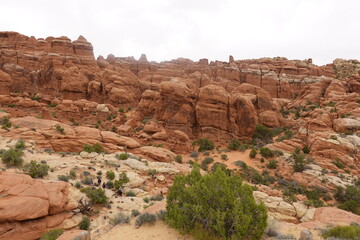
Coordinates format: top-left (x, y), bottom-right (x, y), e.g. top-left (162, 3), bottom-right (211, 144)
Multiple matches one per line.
top-left (1, 0), bottom-right (359, 65)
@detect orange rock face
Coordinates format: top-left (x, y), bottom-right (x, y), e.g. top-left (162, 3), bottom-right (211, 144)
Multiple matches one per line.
top-left (0, 172), bottom-right (76, 240)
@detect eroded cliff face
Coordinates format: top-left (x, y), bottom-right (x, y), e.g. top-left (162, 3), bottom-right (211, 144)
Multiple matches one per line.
top-left (0, 31), bottom-right (347, 142)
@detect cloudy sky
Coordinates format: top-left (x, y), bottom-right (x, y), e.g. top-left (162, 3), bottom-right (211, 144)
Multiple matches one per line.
top-left (1, 0), bottom-right (359, 65)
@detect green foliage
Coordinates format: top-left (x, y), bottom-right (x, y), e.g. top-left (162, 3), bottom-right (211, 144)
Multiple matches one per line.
top-left (322, 225), bottom-right (360, 239)
top-left (40, 229), bottom-right (64, 240)
top-left (114, 172), bottom-right (130, 189)
top-left (227, 139), bottom-right (241, 150)
top-left (276, 130), bottom-right (294, 142)
top-left (132, 209), bottom-right (140, 217)
top-left (81, 188), bottom-right (108, 204)
top-left (190, 152), bottom-right (199, 158)
top-left (106, 180), bottom-right (114, 189)
top-left (332, 158), bottom-right (345, 169)
top-left (126, 191), bottom-right (136, 197)
top-left (253, 124), bottom-right (273, 143)
top-left (58, 175), bottom-right (69, 182)
top-left (156, 210), bottom-right (167, 221)
top-left (334, 186), bottom-right (360, 214)
top-left (175, 155), bottom-right (183, 163)
top-left (292, 152), bottom-right (306, 172)
top-left (266, 160), bottom-right (278, 169)
top-left (1, 148), bottom-right (24, 167)
top-left (69, 169), bottom-right (77, 180)
top-left (249, 149), bottom-right (257, 158)
top-left (148, 169), bottom-right (157, 176)
top-left (260, 148), bottom-right (273, 158)
top-left (201, 157), bottom-right (214, 171)
top-left (211, 162), bottom-right (230, 175)
top-left (109, 212), bottom-right (130, 225)
top-left (143, 197), bottom-right (150, 203)
top-left (106, 170), bottom-right (115, 180)
top-left (79, 216), bottom-right (90, 230)
top-left (15, 140), bottom-right (26, 150)
top-left (1, 117), bottom-right (12, 130)
top-left (220, 154), bottom-right (228, 160)
top-left (194, 138), bottom-right (215, 152)
top-left (302, 145), bottom-right (310, 154)
top-left (135, 212), bottom-right (157, 228)
top-left (55, 124), bottom-right (65, 135)
top-left (23, 160), bottom-right (49, 178)
top-left (116, 153), bottom-right (128, 160)
top-left (48, 102), bottom-right (57, 108)
top-left (165, 167), bottom-right (267, 240)
top-left (83, 143), bottom-right (105, 153)
top-left (150, 195), bottom-right (164, 201)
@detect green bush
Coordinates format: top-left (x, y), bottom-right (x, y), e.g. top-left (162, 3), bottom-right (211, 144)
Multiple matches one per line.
top-left (334, 186), bottom-right (360, 214)
top-left (276, 130), bottom-right (294, 142)
top-left (1, 148), bottom-right (24, 167)
top-left (165, 167), bottom-right (267, 240)
top-left (135, 212), bottom-right (157, 228)
top-left (211, 162), bottom-right (230, 175)
top-left (114, 172), bottom-right (130, 189)
top-left (126, 191), bottom-right (136, 197)
top-left (332, 158), bottom-right (345, 169)
top-left (302, 145), bottom-right (310, 154)
top-left (150, 195), bottom-right (164, 201)
top-left (79, 216), bottom-right (90, 230)
top-left (116, 153), bottom-right (129, 160)
top-left (260, 148), bottom-right (273, 158)
top-left (109, 212), bottom-right (130, 225)
top-left (220, 154), bottom-right (228, 161)
top-left (266, 160), bottom-right (278, 169)
top-left (106, 170), bottom-right (115, 180)
top-left (201, 157), bottom-right (214, 171)
top-left (175, 155), bottom-right (182, 163)
top-left (83, 143), bottom-right (105, 153)
top-left (23, 160), bottom-right (49, 178)
top-left (293, 152), bottom-right (306, 172)
top-left (249, 149), bottom-right (257, 158)
top-left (132, 209), bottom-right (140, 217)
top-left (194, 138), bottom-right (215, 152)
top-left (253, 124), bottom-right (273, 143)
top-left (55, 124), bottom-right (65, 135)
top-left (322, 225), bottom-right (360, 239)
top-left (148, 169), bottom-right (157, 176)
top-left (1, 117), bottom-right (12, 130)
top-left (58, 175), bottom-right (69, 182)
top-left (227, 139), bottom-right (241, 150)
top-left (69, 169), bottom-right (77, 180)
top-left (15, 140), bottom-right (26, 150)
top-left (106, 180), bottom-right (114, 189)
top-left (40, 229), bottom-right (64, 240)
top-left (81, 188), bottom-right (108, 204)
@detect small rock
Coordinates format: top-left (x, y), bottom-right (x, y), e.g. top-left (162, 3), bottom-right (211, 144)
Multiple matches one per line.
top-left (96, 104), bottom-right (109, 112)
top-left (156, 175), bottom-right (165, 182)
top-left (299, 230), bottom-right (313, 240)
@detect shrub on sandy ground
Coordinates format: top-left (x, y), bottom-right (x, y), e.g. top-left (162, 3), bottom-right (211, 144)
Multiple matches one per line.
top-left (135, 212), bottom-right (157, 228)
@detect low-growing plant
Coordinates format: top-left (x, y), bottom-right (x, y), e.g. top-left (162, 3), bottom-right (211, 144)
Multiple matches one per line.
top-left (106, 180), bottom-right (114, 189)
top-left (79, 216), bottom-right (90, 230)
top-left (332, 158), bottom-right (345, 169)
top-left (253, 124), bottom-right (274, 143)
top-left (40, 229), bottom-right (64, 240)
top-left (175, 155), bottom-right (182, 163)
top-left (135, 212), bottom-right (157, 228)
top-left (126, 191), bottom-right (136, 197)
top-left (109, 212), bottom-right (130, 225)
top-left (55, 124), bottom-right (65, 135)
top-left (156, 210), bottom-right (167, 221)
top-left (23, 160), bottom-right (49, 178)
top-left (143, 197), bottom-right (150, 203)
top-left (227, 139), bottom-right (241, 150)
top-left (148, 169), bottom-right (157, 176)
top-left (69, 169), bottom-right (77, 180)
top-left (302, 145), bottom-right (310, 154)
top-left (1, 117), bottom-right (12, 130)
top-left (81, 188), bottom-right (108, 204)
top-left (220, 154), bottom-right (228, 160)
top-left (48, 102), bottom-right (57, 108)
top-left (114, 172), bottom-right (130, 189)
top-left (249, 149), bottom-right (257, 158)
top-left (150, 195), bottom-right (164, 201)
top-left (1, 148), bottom-right (24, 167)
top-left (201, 157), bottom-right (214, 171)
top-left (293, 152), bottom-right (306, 172)
top-left (15, 140), bottom-right (26, 150)
top-left (267, 160), bottom-right (278, 169)
top-left (322, 225), bottom-right (360, 239)
top-left (106, 170), bottom-right (115, 180)
top-left (116, 153), bottom-right (128, 160)
top-left (260, 148), bottom-right (273, 158)
top-left (132, 209), bottom-right (140, 217)
top-left (189, 152), bottom-right (199, 158)
top-left (58, 175), bottom-right (69, 182)
top-left (193, 138), bottom-right (215, 152)
top-left (83, 143), bottom-right (105, 153)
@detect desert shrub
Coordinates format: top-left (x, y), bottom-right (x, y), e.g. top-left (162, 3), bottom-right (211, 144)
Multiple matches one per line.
top-left (249, 149), bottom-right (257, 158)
top-left (83, 143), bottom-right (104, 153)
top-left (276, 130), bottom-right (294, 142)
top-left (304, 199), bottom-right (324, 208)
top-left (55, 124), bottom-right (65, 135)
top-left (106, 181), bottom-right (114, 189)
top-left (260, 148), bottom-right (273, 158)
top-left (48, 102), bottom-right (57, 108)
top-left (266, 160), bottom-right (278, 169)
top-left (116, 153), bottom-right (128, 160)
top-left (135, 212), bottom-right (157, 228)
top-left (150, 195), bottom-right (164, 201)
top-left (15, 140), bottom-right (26, 150)
top-left (253, 124), bottom-right (273, 143)
top-left (156, 210), bottom-right (167, 221)
top-left (332, 158), bottom-right (345, 169)
top-left (75, 182), bottom-right (82, 188)
top-left (148, 169), bottom-right (157, 176)
top-left (334, 186), bottom-right (360, 214)
top-left (58, 175), bottom-right (69, 182)
top-left (79, 216), bottom-right (90, 230)
top-left (81, 188), bottom-right (108, 204)
top-left (69, 169), bottom-right (77, 180)
top-left (194, 138), bottom-right (215, 152)
top-left (322, 225), bottom-right (360, 239)
top-left (114, 172), bottom-right (130, 189)
top-left (190, 152), bottom-right (199, 158)
top-left (40, 229), bottom-right (64, 240)
top-left (165, 167), bottom-right (267, 240)
top-left (131, 209), bottom-right (140, 217)
top-left (201, 157), bottom-right (214, 171)
top-left (83, 171), bottom-right (90, 176)
top-left (211, 162), bottom-right (230, 175)
top-left (1, 148), bottom-right (24, 167)
top-left (292, 152), bottom-right (306, 172)
top-left (175, 155), bottom-right (182, 163)
top-left (1, 117), bottom-right (11, 130)
top-left (302, 145), bottom-right (310, 154)
top-left (23, 160), bottom-right (49, 178)
top-left (81, 177), bottom-right (91, 185)
top-left (109, 212), bottom-right (130, 225)
top-left (106, 170), bottom-right (115, 180)
top-left (227, 139), bottom-right (241, 150)
top-left (126, 191), bottom-right (136, 197)
top-left (220, 154), bottom-right (228, 160)
top-left (143, 197), bottom-right (150, 203)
